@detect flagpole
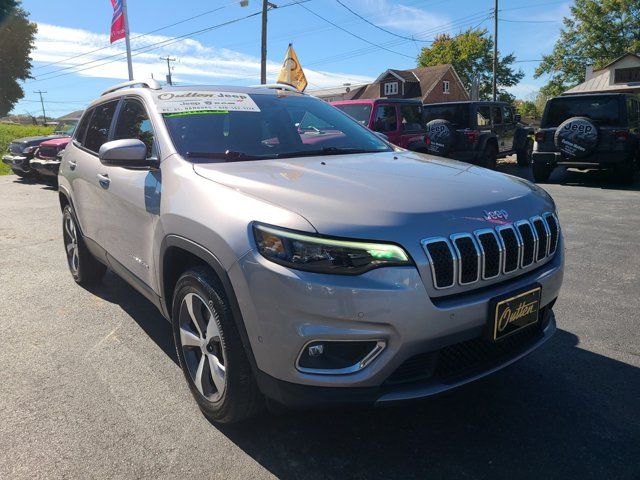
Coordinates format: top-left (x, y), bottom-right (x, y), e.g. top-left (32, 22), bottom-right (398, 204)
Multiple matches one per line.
top-left (122, 0), bottom-right (134, 80)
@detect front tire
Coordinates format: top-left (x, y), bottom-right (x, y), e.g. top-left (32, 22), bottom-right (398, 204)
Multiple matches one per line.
top-left (172, 267), bottom-right (263, 424)
top-left (62, 206), bottom-right (106, 285)
top-left (480, 144), bottom-right (497, 169)
top-left (517, 139), bottom-right (533, 167)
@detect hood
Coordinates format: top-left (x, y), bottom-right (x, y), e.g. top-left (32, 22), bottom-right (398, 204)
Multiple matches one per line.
top-left (10, 135), bottom-right (65, 147)
top-left (39, 136), bottom-right (70, 147)
top-left (194, 151), bottom-right (554, 243)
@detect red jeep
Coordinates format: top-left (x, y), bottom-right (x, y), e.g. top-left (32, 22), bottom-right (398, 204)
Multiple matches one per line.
top-left (331, 99), bottom-right (428, 152)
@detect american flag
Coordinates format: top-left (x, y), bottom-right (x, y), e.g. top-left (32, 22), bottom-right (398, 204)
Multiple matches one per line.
top-left (110, 0), bottom-right (126, 44)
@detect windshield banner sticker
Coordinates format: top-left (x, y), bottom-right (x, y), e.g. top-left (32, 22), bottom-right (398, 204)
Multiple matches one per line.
top-left (156, 91), bottom-right (260, 114)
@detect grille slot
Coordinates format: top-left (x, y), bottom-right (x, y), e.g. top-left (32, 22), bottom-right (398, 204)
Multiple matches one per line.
top-left (532, 217), bottom-right (549, 261)
top-left (544, 213), bottom-right (559, 255)
top-left (516, 221), bottom-right (536, 267)
top-left (423, 239), bottom-right (456, 289)
top-left (422, 211), bottom-right (559, 291)
top-left (497, 225), bottom-right (520, 273)
top-left (475, 230), bottom-right (501, 279)
top-left (452, 235), bottom-right (480, 284)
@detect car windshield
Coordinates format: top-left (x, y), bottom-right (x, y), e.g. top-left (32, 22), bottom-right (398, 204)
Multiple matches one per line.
top-left (543, 96), bottom-right (621, 127)
top-left (54, 121), bottom-right (78, 136)
top-left (333, 103), bottom-right (372, 125)
top-left (423, 104), bottom-right (469, 127)
top-left (162, 93), bottom-right (391, 162)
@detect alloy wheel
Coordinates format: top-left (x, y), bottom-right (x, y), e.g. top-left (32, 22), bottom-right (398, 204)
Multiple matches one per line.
top-left (179, 293), bottom-right (227, 402)
top-left (63, 213), bottom-right (79, 275)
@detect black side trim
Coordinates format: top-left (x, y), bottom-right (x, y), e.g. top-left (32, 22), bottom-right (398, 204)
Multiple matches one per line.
top-left (159, 235), bottom-right (260, 377)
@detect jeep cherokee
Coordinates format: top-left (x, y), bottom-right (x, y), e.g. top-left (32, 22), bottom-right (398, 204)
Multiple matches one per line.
top-left (58, 80), bottom-right (564, 424)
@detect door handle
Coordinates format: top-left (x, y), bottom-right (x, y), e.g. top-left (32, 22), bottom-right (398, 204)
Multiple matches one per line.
top-left (68, 160), bottom-right (77, 170)
top-left (97, 173), bottom-right (110, 189)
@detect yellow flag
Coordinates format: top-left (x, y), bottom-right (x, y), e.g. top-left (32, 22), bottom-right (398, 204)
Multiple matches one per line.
top-left (277, 44), bottom-right (308, 92)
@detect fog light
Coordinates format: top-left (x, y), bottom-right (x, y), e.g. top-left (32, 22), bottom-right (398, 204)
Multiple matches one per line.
top-left (296, 340), bottom-right (385, 374)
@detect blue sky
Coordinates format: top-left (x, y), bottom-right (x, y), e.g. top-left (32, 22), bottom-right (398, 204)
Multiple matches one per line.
top-left (14, 0), bottom-right (571, 117)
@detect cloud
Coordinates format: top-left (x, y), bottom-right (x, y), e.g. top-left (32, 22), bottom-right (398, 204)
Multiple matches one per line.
top-left (353, 0), bottom-right (451, 37)
top-left (30, 23), bottom-right (373, 89)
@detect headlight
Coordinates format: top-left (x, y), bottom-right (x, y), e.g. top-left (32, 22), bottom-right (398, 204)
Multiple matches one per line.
top-left (22, 146), bottom-right (36, 154)
top-left (253, 223), bottom-right (412, 275)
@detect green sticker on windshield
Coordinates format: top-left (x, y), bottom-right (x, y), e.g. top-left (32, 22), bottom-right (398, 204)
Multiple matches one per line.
top-left (163, 110), bottom-right (229, 118)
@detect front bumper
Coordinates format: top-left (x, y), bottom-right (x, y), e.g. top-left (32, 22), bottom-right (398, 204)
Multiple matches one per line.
top-left (229, 239), bottom-right (564, 405)
top-left (30, 158), bottom-right (61, 178)
top-left (532, 150), bottom-right (632, 168)
top-left (2, 154), bottom-right (31, 173)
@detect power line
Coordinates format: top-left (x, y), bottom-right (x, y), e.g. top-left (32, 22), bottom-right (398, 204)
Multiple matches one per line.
top-left (500, 18), bottom-right (560, 23)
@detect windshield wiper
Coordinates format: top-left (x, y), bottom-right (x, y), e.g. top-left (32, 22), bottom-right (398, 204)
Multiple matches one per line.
top-left (185, 151), bottom-right (274, 162)
top-left (275, 147), bottom-right (384, 159)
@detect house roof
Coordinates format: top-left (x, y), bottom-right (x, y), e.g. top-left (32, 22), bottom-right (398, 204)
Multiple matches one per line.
top-left (563, 54), bottom-right (640, 95)
top-left (595, 52), bottom-right (640, 72)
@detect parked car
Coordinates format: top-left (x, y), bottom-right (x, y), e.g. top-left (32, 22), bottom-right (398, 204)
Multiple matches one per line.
top-left (2, 133), bottom-right (63, 178)
top-left (59, 80), bottom-right (564, 424)
top-left (30, 120), bottom-right (78, 184)
top-left (422, 101), bottom-right (534, 169)
top-left (331, 99), bottom-right (428, 151)
top-left (532, 93), bottom-right (640, 183)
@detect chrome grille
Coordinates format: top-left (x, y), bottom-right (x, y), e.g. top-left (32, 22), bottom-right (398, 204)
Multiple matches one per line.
top-left (422, 212), bottom-right (559, 291)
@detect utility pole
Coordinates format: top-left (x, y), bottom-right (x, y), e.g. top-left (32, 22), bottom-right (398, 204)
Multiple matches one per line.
top-left (242, 1), bottom-right (277, 84)
top-left (492, 0), bottom-right (498, 101)
top-left (34, 90), bottom-right (47, 125)
top-left (122, 0), bottom-right (134, 80)
top-left (160, 56), bottom-right (177, 85)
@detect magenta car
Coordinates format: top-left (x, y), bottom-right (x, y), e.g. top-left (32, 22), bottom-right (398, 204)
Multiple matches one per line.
top-left (331, 99), bottom-right (428, 152)
top-left (30, 121), bottom-right (77, 184)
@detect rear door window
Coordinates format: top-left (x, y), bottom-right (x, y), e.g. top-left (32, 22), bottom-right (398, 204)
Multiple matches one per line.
top-left (491, 106), bottom-right (503, 124)
top-left (543, 96), bottom-right (621, 127)
top-left (477, 106), bottom-right (491, 127)
top-left (423, 104), bottom-right (469, 127)
top-left (84, 101), bottom-right (118, 153)
top-left (113, 98), bottom-right (156, 157)
top-left (502, 106), bottom-right (513, 123)
top-left (400, 105), bottom-right (424, 131)
top-left (374, 105), bottom-right (398, 132)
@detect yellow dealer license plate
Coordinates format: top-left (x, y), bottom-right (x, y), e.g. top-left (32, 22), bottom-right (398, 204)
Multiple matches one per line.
top-left (491, 286), bottom-right (541, 341)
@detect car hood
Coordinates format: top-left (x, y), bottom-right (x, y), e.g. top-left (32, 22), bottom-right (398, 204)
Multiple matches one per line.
top-left (39, 136), bottom-right (70, 147)
top-left (11, 135), bottom-right (65, 147)
top-left (193, 151), bottom-right (555, 241)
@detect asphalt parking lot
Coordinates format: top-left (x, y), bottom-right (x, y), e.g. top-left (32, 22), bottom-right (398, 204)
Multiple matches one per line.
top-left (0, 162), bottom-right (639, 479)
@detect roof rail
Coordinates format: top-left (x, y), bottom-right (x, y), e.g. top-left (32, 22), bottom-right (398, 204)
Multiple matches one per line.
top-left (101, 79), bottom-right (162, 96)
top-left (250, 83), bottom-right (301, 93)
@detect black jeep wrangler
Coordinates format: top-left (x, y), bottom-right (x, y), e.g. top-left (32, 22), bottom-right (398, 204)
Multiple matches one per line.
top-left (422, 101), bottom-right (534, 169)
top-left (532, 93), bottom-right (640, 184)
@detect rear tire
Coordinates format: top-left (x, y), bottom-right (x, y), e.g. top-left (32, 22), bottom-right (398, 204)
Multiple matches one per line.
top-left (480, 144), bottom-right (497, 169)
top-left (172, 266), bottom-right (263, 424)
top-left (62, 206), bottom-right (106, 286)
top-left (613, 160), bottom-right (636, 186)
top-left (517, 139), bottom-right (533, 167)
top-left (532, 163), bottom-right (552, 183)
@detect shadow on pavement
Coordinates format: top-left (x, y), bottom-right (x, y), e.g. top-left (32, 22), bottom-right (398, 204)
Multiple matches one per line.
top-left (497, 161), bottom-right (640, 192)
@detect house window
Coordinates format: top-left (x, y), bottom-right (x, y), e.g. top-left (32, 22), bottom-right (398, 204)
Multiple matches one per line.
top-left (383, 82), bottom-right (399, 96)
top-left (443, 80), bottom-right (450, 94)
top-left (614, 67), bottom-right (640, 84)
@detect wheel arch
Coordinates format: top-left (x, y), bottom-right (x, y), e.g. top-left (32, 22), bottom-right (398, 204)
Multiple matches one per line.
top-left (159, 235), bottom-right (260, 371)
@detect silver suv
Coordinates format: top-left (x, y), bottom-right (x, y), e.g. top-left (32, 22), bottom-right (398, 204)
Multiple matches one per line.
top-left (59, 80), bottom-right (564, 423)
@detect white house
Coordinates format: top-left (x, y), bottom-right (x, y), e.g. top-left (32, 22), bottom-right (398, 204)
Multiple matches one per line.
top-left (564, 53), bottom-right (640, 95)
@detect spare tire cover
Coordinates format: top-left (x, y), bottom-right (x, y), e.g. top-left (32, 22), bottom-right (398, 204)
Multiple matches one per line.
top-left (425, 119), bottom-right (454, 155)
top-left (554, 116), bottom-right (598, 158)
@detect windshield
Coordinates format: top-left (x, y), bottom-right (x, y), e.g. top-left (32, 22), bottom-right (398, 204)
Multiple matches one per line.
top-left (162, 93), bottom-right (391, 162)
top-left (333, 103), bottom-right (372, 126)
top-left (423, 104), bottom-right (469, 127)
top-left (54, 120), bottom-right (78, 136)
top-left (543, 96), bottom-right (621, 127)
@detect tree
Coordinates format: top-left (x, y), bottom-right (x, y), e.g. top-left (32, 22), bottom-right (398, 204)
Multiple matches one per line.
top-left (417, 28), bottom-right (524, 102)
top-left (514, 100), bottom-right (540, 121)
top-left (0, 0), bottom-right (37, 116)
top-left (535, 0), bottom-right (640, 97)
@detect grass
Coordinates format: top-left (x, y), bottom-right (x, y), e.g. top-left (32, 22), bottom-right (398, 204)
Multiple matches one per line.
top-left (0, 124), bottom-right (55, 175)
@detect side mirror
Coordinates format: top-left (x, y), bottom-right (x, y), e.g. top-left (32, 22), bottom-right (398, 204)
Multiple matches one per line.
top-left (99, 139), bottom-right (154, 167)
top-left (373, 131), bottom-right (389, 142)
top-left (514, 114), bottom-right (522, 123)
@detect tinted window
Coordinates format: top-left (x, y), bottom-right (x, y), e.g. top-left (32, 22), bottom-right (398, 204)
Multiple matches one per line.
top-left (374, 106), bottom-right (398, 132)
top-left (626, 98), bottom-right (639, 125)
top-left (74, 111), bottom-right (92, 145)
top-left (492, 106), bottom-right (503, 124)
top-left (543, 96), bottom-right (621, 127)
top-left (163, 94), bottom-right (390, 161)
top-left (503, 106), bottom-right (513, 123)
top-left (423, 104), bottom-right (469, 127)
top-left (333, 104), bottom-right (372, 126)
top-left (114, 99), bottom-right (155, 157)
top-left (400, 105), bottom-right (424, 131)
top-left (477, 106), bottom-right (491, 127)
top-left (84, 101), bottom-right (117, 153)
